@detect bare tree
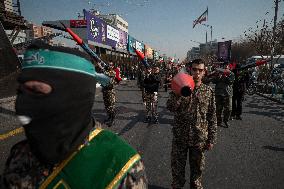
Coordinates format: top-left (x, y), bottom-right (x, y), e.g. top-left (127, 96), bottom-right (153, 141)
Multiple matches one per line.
top-left (244, 19), bottom-right (273, 57)
top-left (243, 0), bottom-right (283, 64)
top-left (231, 39), bottom-right (256, 63)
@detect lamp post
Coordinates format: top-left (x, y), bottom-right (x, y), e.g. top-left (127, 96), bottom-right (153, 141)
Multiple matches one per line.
top-left (202, 24), bottom-right (213, 42)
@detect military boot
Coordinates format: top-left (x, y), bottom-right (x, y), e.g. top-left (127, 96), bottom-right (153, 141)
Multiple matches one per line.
top-left (107, 113), bottom-right (115, 127)
top-left (236, 115), bottom-right (242, 120)
top-left (104, 114), bottom-right (111, 124)
top-left (230, 115), bottom-right (235, 120)
top-left (224, 121), bottom-right (230, 128)
top-left (153, 116), bottom-right (159, 124)
top-left (143, 116), bottom-right (151, 123)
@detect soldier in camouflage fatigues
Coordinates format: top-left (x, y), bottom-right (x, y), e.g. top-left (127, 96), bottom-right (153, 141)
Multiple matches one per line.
top-left (164, 66), bottom-right (174, 92)
top-left (143, 66), bottom-right (161, 123)
top-left (212, 64), bottom-right (235, 128)
top-left (231, 64), bottom-right (248, 120)
top-left (102, 61), bottom-right (117, 127)
top-left (167, 59), bottom-right (217, 189)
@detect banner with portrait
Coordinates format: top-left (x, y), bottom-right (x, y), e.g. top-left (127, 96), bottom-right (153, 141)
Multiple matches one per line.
top-left (217, 40), bottom-right (232, 62)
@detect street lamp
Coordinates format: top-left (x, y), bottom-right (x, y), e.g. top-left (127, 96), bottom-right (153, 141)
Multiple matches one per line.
top-left (202, 24), bottom-right (213, 42)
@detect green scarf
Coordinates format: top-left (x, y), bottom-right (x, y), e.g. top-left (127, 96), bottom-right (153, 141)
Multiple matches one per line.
top-left (40, 128), bottom-right (140, 189)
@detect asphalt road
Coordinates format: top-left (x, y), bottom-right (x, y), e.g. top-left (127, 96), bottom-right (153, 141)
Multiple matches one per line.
top-left (0, 80), bottom-right (283, 189)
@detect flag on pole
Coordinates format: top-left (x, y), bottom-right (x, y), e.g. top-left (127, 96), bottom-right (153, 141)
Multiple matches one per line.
top-left (193, 7), bottom-right (208, 28)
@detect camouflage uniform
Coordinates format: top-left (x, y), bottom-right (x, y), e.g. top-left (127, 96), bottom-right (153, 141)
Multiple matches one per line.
top-left (102, 68), bottom-right (116, 125)
top-left (212, 71), bottom-right (235, 125)
top-left (164, 68), bottom-right (173, 92)
top-left (232, 70), bottom-right (247, 119)
top-left (166, 83), bottom-right (217, 189)
top-left (145, 92), bottom-right (158, 118)
top-left (0, 122), bottom-right (148, 189)
top-left (143, 72), bottom-right (161, 122)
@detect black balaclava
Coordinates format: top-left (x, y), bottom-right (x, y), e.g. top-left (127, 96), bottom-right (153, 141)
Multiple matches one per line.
top-left (15, 41), bottom-right (97, 165)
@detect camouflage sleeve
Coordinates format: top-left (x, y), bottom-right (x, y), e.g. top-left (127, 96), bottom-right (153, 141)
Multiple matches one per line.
top-left (166, 92), bottom-right (180, 112)
top-left (104, 70), bottom-right (116, 85)
top-left (211, 75), bottom-right (219, 84)
top-left (202, 76), bottom-right (213, 84)
top-left (223, 71), bottom-right (235, 85)
top-left (207, 88), bottom-right (217, 144)
top-left (230, 72), bottom-right (235, 84)
top-left (118, 159), bottom-right (148, 189)
top-left (0, 140), bottom-right (44, 189)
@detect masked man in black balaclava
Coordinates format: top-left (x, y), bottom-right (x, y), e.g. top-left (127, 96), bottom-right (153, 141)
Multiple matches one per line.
top-left (1, 41), bottom-right (147, 189)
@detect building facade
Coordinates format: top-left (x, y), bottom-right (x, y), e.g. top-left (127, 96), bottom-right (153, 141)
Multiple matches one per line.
top-left (199, 40), bottom-right (218, 57)
top-left (25, 23), bottom-right (53, 43)
top-left (187, 47), bottom-right (200, 61)
top-left (98, 14), bottom-right (128, 33)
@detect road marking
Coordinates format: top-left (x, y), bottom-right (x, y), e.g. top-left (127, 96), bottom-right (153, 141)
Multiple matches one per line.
top-left (0, 127), bottom-right (24, 141)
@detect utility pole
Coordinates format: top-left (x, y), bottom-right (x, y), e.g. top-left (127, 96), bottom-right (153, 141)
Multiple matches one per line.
top-left (270, 0), bottom-right (280, 70)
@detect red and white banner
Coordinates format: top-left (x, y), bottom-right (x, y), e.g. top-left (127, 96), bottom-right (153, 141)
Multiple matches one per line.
top-left (70, 20), bottom-right (87, 28)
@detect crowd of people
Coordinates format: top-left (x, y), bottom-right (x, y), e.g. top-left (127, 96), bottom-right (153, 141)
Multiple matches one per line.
top-left (1, 41), bottom-right (253, 189)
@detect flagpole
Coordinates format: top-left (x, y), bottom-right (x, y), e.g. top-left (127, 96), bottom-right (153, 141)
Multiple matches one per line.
top-left (210, 26), bottom-right (212, 41)
top-left (207, 6), bottom-right (208, 21)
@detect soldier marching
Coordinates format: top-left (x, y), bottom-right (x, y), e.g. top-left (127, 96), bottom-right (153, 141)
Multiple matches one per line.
top-left (102, 61), bottom-right (117, 127)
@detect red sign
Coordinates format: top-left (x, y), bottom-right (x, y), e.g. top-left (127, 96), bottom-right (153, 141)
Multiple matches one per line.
top-left (70, 20), bottom-right (87, 28)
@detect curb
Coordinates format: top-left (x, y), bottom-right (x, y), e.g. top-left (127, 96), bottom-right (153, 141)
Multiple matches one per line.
top-left (256, 92), bottom-right (284, 105)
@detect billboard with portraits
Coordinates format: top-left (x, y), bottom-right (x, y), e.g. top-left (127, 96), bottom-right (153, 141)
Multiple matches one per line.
top-left (86, 10), bottom-right (107, 45)
top-left (217, 40), bottom-right (232, 62)
top-left (145, 45), bottom-right (153, 59)
top-left (117, 30), bottom-right (128, 50)
top-left (128, 35), bottom-right (144, 54)
top-left (86, 10), bottom-right (128, 50)
top-left (153, 50), bottom-right (159, 60)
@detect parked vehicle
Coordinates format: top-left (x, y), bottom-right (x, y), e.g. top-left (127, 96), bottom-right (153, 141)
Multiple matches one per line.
top-left (246, 72), bottom-right (258, 95)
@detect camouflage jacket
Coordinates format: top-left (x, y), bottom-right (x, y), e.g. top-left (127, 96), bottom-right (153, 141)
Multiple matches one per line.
top-left (212, 71), bottom-right (235, 97)
top-left (1, 125), bottom-right (147, 189)
top-left (104, 68), bottom-right (116, 80)
top-left (103, 68), bottom-right (117, 90)
top-left (166, 83), bottom-right (217, 146)
top-left (137, 69), bottom-right (145, 87)
top-left (233, 70), bottom-right (248, 95)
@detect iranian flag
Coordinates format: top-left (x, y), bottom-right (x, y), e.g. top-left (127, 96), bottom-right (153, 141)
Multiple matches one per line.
top-left (193, 7), bottom-right (208, 28)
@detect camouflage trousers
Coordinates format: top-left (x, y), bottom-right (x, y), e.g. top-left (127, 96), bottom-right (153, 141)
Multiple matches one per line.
top-left (215, 95), bottom-right (232, 124)
top-left (141, 87), bottom-right (146, 103)
top-left (102, 88), bottom-right (116, 115)
top-left (232, 93), bottom-right (244, 117)
top-left (171, 137), bottom-right (205, 189)
top-left (145, 92), bottom-right (158, 118)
